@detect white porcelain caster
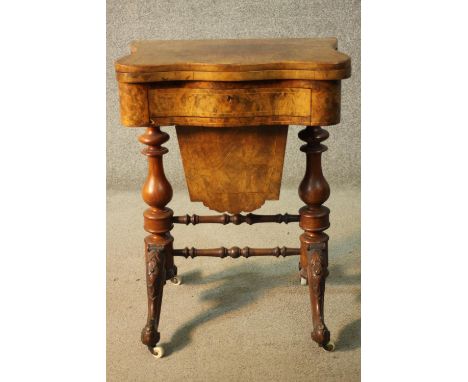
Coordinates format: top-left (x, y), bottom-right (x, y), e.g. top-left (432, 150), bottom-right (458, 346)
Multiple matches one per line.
top-left (170, 276), bottom-right (182, 285)
top-left (150, 345), bottom-right (165, 359)
top-left (300, 277), bottom-right (308, 286)
top-left (323, 342), bottom-right (335, 352)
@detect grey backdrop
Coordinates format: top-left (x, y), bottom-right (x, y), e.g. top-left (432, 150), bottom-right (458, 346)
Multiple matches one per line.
top-left (107, 0), bottom-right (360, 191)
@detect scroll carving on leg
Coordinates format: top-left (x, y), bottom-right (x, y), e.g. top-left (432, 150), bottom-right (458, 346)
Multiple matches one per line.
top-left (306, 243), bottom-right (331, 349)
top-left (138, 125), bottom-right (175, 358)
top-left (298, 125), bottom-right (334, 351)
top-left (141, 245), bottom-right (166, 348)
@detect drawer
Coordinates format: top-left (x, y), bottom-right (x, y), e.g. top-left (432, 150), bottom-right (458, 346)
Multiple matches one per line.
top-left (148, 87), bottom-right (311, 119)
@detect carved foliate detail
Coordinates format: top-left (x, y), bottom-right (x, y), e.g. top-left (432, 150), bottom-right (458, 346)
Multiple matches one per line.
top-left (146, 248), bottom-right (165, 298)
top-left (141, 245), bottom-right (166, 347)
top-left (306, 246), bottom-right (330, 346)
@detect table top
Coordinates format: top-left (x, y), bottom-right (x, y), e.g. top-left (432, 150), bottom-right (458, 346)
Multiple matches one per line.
top-left (115, 38), bottom-right (351, 82)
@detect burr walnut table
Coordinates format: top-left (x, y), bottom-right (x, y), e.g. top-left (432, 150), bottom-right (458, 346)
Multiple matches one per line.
top-left (115, 38), bottom-right (351, 358)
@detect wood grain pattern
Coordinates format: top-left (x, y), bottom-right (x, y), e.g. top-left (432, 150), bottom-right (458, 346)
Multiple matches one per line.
top-left (150, 80), bottom-right (333, 90)
top-left (149, 87), bottom-right (311, 118)
top-left (150, 115), bottom-right (311, 128)
top-left (118, 80), bottom-right (342, 128)
top-left (118, 82), bottom-right (149, 127)
top-left (116, 68), bottom-right (350, 83)
top-left (144, 80), bottom-right (341, 128)
top-left (176, 125), bottom-right (288, 213)
top-left (311, 81), bottom-right (341, 125)
top-left (115, 38), bottom-right (351, 82)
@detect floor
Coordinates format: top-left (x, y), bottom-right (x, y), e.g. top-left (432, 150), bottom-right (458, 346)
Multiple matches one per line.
top-left (107, 187), bottom-right (360, 381)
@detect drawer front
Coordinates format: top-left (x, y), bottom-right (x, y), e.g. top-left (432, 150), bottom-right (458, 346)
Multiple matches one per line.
top-left (148, 88), bottom-right (311, 119)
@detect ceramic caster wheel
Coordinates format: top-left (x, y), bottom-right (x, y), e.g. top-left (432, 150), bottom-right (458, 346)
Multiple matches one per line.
top-left (170, 276), bottom-right (182, 285)
top-left (323, 342), bottom-right (335, 352)
top-left (300, 277), bottom-right (308, 286)
top-left (150, 345), bottom-right (165, 359)
top-left (171, 276), bottom-right (182, 285)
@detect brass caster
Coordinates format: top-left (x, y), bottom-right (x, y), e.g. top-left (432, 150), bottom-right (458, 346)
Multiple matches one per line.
top-left (323, 342), bottom-right (335, 352)
top-left (300, 277), bottom-right (308, 286)
top-left (170, 276), bottom-right (182, 285)
top-left (149, 345), bottom-right (165, 359)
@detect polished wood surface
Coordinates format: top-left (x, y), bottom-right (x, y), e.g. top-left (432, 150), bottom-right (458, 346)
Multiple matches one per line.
top-left (138, 125), bottom-right (177, 350)
top-left (173, 213), bottom-right (299, 225)
top-left (149, 87), bottom-right (311, 119)
top-left (118, 79), bottom-right (341, 128)
top-left (176, 125), bottom-right (287, 213)
top-left (118, 83), bottom-right (149, 127)
top-left (114, 37), bottom-right (350, 356)
top-left (298, 126), bottom-right (332, 349)
top-left (173, 246), bottom-right (300, 258)
top-left (115, 38), bottom-right (351, 82)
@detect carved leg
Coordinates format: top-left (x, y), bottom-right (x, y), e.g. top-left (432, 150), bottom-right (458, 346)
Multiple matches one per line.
top-left (138, 125), bottom-right (174, 357)
top-left (141, 243), bottom-right (166, 349)
top-left (306, 242), bottom-right (332, 349)
top-left (298, 126), bottom-right (334, 351)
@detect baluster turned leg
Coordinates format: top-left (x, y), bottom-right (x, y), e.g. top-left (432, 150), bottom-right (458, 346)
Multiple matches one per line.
top-left (298, 126), bottom-right (335, 351)
top-left (138, 125), bottom-right (174, 358)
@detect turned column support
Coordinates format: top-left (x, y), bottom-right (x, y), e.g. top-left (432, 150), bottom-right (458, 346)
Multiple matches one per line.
top-left (139, 125), bottom-right (177, 279)
top-left (298, 125), bottom-right (333, 350)
top-left (138, 125), bottom-right (175, 351)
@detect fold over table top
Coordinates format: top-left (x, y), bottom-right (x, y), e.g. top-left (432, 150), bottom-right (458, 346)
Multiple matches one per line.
top-left (115, 38), bottom-right (351, 82)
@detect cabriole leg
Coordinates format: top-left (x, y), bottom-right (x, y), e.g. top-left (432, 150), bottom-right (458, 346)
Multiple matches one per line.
top-left (141, 243), bottom-right (166, 358)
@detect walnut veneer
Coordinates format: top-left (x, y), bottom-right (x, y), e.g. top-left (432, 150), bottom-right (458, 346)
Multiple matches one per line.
top-left (115, 37), bottom-right (351, 357)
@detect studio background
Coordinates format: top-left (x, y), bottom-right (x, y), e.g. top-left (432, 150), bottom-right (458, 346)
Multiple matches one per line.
top-left (107, 1), bottom-right (360, 381)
